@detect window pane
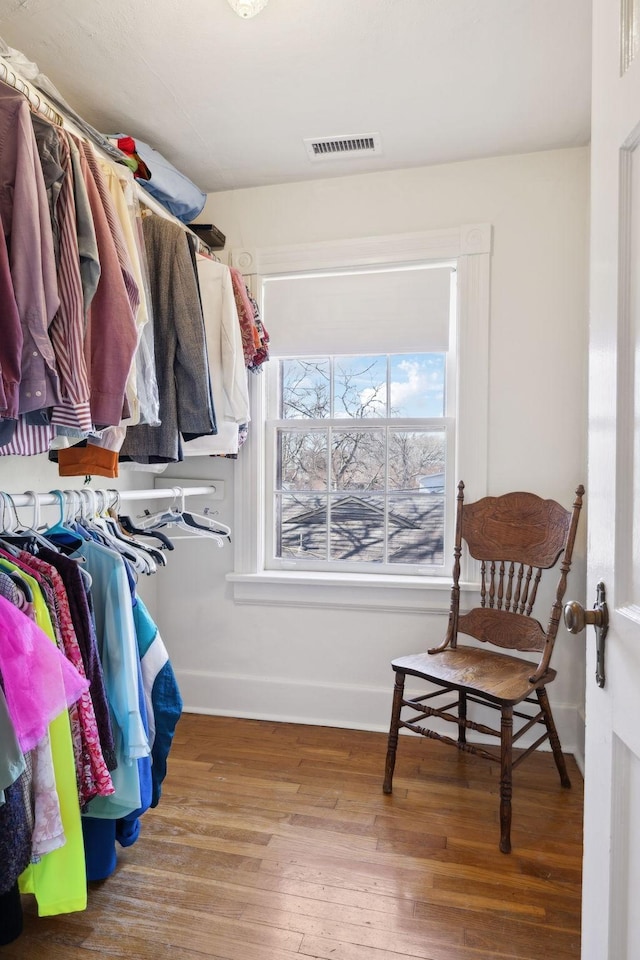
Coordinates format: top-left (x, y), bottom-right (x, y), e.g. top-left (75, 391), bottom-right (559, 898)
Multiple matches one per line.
top-left (389, 354), bottom-right (445, 417)
top-left (329, 494), bottom-right (385, 562)
top-left (331, 429), bottom-right (386, 490)
top-left (281, 359), bottom-right (330, 419)
top-left (277, 495), bottom-right (328, 559)
top-left (333, 355), bottom-right (387, 418)
top-left (278, 430), bottom-right (328, 491)
top-left (388, 494), bottom-right (445, 565)
top-left (388, 430), bottom-right (446, 492)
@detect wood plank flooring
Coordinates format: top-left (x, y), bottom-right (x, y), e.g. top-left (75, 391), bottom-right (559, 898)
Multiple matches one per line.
top-left (3, 714), bottom-right (583, 959)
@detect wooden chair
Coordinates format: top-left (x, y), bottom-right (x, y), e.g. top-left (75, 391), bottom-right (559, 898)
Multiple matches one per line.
top-left (383, 482), bottom-right (585, 853)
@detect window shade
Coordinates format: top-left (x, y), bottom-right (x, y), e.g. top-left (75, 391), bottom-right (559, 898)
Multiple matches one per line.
top-left (263, 264), bottom-right (453, 357)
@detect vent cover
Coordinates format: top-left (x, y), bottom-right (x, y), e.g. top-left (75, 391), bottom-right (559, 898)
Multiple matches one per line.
top-left (304, 133), bottom-right (382, 161)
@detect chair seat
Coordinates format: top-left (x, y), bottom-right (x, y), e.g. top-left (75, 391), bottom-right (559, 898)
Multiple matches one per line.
top-left (391, 646), bottom-right (557, 704)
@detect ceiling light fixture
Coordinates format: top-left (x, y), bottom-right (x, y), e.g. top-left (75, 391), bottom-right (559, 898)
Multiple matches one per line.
top-left (227, 0), bottom-right (269, 18)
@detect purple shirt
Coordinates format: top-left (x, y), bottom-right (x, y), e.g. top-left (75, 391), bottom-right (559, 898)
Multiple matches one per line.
top-left (0, 83), bottom-right (60, 413)
top-left (73, 137), bottom-right (138, 427)
top-left (0, 214), bottom-right (21, 419)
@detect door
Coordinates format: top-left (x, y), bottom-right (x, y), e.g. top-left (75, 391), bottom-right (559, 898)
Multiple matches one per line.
top-left (582, 1), bottom-right (640, 956)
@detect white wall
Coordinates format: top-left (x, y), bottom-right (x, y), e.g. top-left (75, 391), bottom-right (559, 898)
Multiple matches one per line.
top-left (154, 146), bottom-right (590, 757)
top-left (0, 146), bottom-right (589, 756)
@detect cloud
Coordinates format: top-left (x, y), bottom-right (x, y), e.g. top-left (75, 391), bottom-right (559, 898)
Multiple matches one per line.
top-left (387, 359), bottom-right (444, 417)
top-left (337, 356), bottom-right (445, 418)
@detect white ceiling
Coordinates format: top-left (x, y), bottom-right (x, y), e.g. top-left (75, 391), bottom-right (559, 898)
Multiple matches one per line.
top-left (0, 0), bottom-right (591, 194)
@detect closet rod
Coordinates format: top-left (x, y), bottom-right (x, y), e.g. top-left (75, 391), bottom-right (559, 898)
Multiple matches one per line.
top-left (0, 56), bottom-right (64, 125)
top-left (4, 486), bottom-right (217, 509)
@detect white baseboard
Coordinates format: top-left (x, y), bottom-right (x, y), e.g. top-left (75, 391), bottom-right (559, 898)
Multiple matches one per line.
top-left (175, 668), bottom-right (581, 756)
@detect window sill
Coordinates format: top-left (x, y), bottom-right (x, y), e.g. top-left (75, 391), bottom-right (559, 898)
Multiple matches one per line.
top-left (227, 570), bottom-right (479, 612)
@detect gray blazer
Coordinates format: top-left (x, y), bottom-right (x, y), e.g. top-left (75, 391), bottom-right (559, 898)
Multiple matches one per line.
top-left (121, 216), bottom-right (215, 463)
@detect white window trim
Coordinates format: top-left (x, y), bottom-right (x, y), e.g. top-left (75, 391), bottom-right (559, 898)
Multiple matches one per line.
top-left (227, 223), bottom-right (491, 611)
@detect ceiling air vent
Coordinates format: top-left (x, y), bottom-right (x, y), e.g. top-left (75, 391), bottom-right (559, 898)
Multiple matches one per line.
top-left (304, 133), bottom-right (382, 161)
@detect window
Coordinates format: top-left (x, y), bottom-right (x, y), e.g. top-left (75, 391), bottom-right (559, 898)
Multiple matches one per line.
top-left (272, 352), bottom-right (447, 570)
top-left (270, 351), bottom-right (452, 574)
top-left (228, 225), bottom-right (491, 611)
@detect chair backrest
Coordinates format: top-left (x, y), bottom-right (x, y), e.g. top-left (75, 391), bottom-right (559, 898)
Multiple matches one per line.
top-left (445, 483), bottom-right (584, 680)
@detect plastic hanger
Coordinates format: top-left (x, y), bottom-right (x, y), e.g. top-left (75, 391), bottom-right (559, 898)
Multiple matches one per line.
top-left (0, 492), bottom-right (16, 535)
top-left (77, 489), bottom-right (156, 574)
top-left (182, 510), bottom-right (231, 541)
top-left (0, 491), bottom-right (49, 553)
top-left (111, 490), bottom-right (175, 551)
top-left (97, 490), bottom-right (163, 572)
top-left (0, 493), bottom-right (23, 557)
top-left (116, 512), bottom-right (175, 550)
top-left (44, 489), bottom-right (86, 547)
top-left (0, 494), bottom-right (35, 602)
top-left (135, 502), bottom-right (183, 530)
top-left (94, 490), bottom-right (166, 568)
top-left (14, 490), bottom-right (63, 553)
top-left (136, 488), bottom-right (225, 547)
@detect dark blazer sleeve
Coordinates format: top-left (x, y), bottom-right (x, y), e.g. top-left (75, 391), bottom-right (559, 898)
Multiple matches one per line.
top-left (170, 230), bottom-right (216, 438)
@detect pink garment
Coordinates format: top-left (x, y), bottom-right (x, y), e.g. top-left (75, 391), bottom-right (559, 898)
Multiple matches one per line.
top-left (21, 553), bottom-right (114, 804)
top-left (0, 593), bottom-right (89, 753)
top-left (229, 267), bottom-right (260, 366)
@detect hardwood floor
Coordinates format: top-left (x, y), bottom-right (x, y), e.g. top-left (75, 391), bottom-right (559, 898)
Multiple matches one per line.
top-left (4, 713), bottom-right (583, 959)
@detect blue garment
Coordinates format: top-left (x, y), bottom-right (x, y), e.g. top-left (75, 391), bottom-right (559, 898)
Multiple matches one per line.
top-left (116, 649), bottom-right (152, 833)
top-left (114, 136), bottom-right (206, 223)
top-left (132, 596), bottom-right (182, 807)
top-left (83, 650), bottom-right (152, 881)
top-left (70, 539), bottom-right (149, 768)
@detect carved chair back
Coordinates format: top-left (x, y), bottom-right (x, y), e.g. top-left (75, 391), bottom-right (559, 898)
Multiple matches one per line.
top-left (445, 483), bottom-right (585, 681)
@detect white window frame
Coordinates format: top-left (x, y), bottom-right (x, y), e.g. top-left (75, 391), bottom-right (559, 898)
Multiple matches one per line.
top-left (227, 223), bottom-right (491, 612)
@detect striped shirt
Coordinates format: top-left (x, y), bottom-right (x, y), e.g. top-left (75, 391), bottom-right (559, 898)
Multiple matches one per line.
top-left (49, 129), bottom-right (92, 433)
top-left (72, 136), bottom-right (139, 428)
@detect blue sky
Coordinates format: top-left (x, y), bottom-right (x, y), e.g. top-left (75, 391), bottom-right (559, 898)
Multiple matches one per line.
top-left (283, 354), bottom-right (445, 419)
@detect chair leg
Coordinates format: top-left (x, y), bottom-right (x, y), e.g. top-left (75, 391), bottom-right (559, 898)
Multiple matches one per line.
top-left (383, 671), bottom-right (406, 795)
top-left (537, 686), bottom-right (571, 789)
top-left (458, 690), bottom-right (467, 745)
top-left (499, 704), bottom-right (513, 854)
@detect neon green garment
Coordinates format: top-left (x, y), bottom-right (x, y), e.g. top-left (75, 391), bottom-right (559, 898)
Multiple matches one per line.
top-left (2, 560), bottom-right (88, 916)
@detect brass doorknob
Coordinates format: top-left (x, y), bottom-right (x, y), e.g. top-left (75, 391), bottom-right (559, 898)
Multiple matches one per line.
top-left (563, 600), bottom-right (607, 634)
top-left (563, 581), bottom-right (609, 687)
